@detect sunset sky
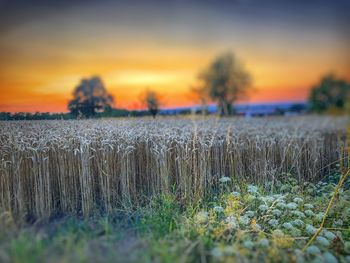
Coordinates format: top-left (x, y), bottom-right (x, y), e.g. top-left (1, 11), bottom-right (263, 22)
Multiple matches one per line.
top-left (0, 0), bottom-right (349, 112)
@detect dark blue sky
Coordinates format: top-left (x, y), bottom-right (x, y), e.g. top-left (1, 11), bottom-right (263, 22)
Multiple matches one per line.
top-left (1, 0), bottom-right (349, 35)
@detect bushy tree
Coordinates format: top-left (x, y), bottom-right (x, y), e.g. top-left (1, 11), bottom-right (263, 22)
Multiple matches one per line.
top-left (68, 76), bottom-right (114, 117)
top-left (309, 74), bottom-right (350, 114)
top-left (199, 52), bottom-right (251, 116)
top-left (142, 90), bottom-right (161, 118)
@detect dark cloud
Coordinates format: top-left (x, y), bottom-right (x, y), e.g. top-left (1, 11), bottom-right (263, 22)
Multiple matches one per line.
top-left (0, 0), bottom-right (98, 33)
top-left (0, 0), bottom-right (349, 38)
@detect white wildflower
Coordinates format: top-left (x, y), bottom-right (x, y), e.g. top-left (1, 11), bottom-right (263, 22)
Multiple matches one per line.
top-left (258, 238), bottom-right (269, 247)
top-left (282, 222), bottom-right (293, 230)
top-left (332, 219), bottom-right (343, 227)
top-left (231, 191), bottom-right (240, 197)
top-left (305, 224), bottom-right (317, 235)
top-left (304, 203), bottom-right (314, 210)
top-left (242, 240), bottom-right (254, 249)
top-left (219, 176), bottom-right (231, 183)
top-left (286, 202), bottom-right (298, 210)
top-left (244, 210), bottom-right (255, 218)
top-left (322, 252), bottom-right (338, 263)
top-left (291, 219), bottom-right (304, 227)
top-left (306, 245), bottom-right (321, 255)
top-left (268, 219), bottom-right (279, 227)
top-left (322, 230), bottom-right (336, 241)
top-left (225, 216), bottom-right (238, 229)
top-left (316, 236), bottom-right (330, 247)
top-left (290, 227), bottom-right (301, 237)
top-left (259, 196), bottom-right (267, 202)
top-left (259, 204), bottom-right (269, 212)
top-left (293, 197), bottom-right (303, 204)
top-left (273, 194), bottom-right (285, 200)
top-left (247, 184), bottom-right (259, 194)
top-left (314, 212), bottom-right (324, 222)
top-left (304, 209), bottom-right (315, 217)
top-left (291, 210), bottom-right (305, 218)
top-left (272, 209), bottom-right (282, 217)
top-left (211, 247), bottom-right (223, 259)
top-left (214, 206), bottom-right (224, 213)
top-left (276, 202), bottom-right (286, 209)
top-left (239, 216), bottom-right (250, 226)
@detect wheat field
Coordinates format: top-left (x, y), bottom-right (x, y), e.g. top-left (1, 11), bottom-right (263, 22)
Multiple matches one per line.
top-left (0, 116), bottom-right (347, 220)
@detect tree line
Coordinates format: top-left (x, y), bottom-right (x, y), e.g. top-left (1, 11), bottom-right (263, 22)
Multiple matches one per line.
top-left (2, 51), bottom-right (349, 120)
top-left (66, 51), bottom-right (252, 118)
top-left (66, 51), bottom-right (350, 118)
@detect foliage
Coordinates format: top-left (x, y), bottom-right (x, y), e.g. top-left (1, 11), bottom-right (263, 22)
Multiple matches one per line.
top-left (188, 171), bottom-right (350, 262)
top-left (308, 74), bottom-right (350, 114)
top-left (0, 112), bottom-right (74, 120)
top-left (0, 171), bottom-right (349, 263)
top-left (137, 195), bottom-right (181, 238)
top-left (198, 52), bottom-right (251, 116)
top-left (68, 76), bottom-right (114, 117)
top-left (142, 89), bottom-right (161, 118)
top-left (0, 108), bottom-right (150, 120)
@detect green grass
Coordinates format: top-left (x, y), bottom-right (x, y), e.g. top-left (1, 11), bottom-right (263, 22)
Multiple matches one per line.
top-left (0, 169), bottom-right (349, 263)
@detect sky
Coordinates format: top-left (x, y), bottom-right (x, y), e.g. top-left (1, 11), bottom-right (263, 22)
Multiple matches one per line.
top-left (0, 0), bottom-right (349, 112)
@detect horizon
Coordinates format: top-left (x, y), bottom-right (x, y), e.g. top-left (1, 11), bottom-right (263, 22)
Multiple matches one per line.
top-left (0, 0), bottom-right (349, 113)
top-left (2, 100), bottom-right (308, 114)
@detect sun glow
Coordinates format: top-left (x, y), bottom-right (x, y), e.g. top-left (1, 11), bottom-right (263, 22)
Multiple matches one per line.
top-left (108, 71), bottom-right (184, 86)
top-left (0, 1), bottom-right (349, 113)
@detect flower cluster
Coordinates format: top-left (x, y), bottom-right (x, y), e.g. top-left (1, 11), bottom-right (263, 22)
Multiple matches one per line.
top-left (194, 171), bottom-right (350, 262)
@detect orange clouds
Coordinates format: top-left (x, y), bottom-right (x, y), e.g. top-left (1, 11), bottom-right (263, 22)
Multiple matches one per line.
top-left (1, 0), bottom-right (350, 113)
top-left (1, 16), bottom-right (349, 112)
top-left (0, 58), bottom-right (349, 112)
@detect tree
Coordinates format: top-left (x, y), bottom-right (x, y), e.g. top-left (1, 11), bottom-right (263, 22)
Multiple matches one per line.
top-left (68, 76), bottom-right (114, 117)
top-left (199, 52), bottom-right (251, 116)
top-left (142, 89), bottom-right (161, 118)
top-left (191, 84), bottom-right (209, 116)
top-left (309, 74), bottom-right (350, 114)
top-left (0, 112), bottom-right (11, 121)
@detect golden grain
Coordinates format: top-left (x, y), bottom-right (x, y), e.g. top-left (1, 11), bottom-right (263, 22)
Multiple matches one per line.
top-left (0, 116), bottom-right (346, 220)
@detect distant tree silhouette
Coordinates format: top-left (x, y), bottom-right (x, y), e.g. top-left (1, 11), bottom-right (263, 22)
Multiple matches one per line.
top-left (289, 103), bottom-right (307, 113)
top-left (142, 89), bottom-right (161, 118)
top-left (68, 76), bottom-right (114, 117)
top-left (199, 52), bottom-right (251, 116)
top-left (309, 74), bottom-right (350, 114)
top-left (191, 84), bottom-right (209, 116)
top-left (0, 112), bottom-right (11, 120)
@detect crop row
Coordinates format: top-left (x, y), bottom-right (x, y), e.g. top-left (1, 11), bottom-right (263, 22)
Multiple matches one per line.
top-left (0, 116), bottom-right (347, 219)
